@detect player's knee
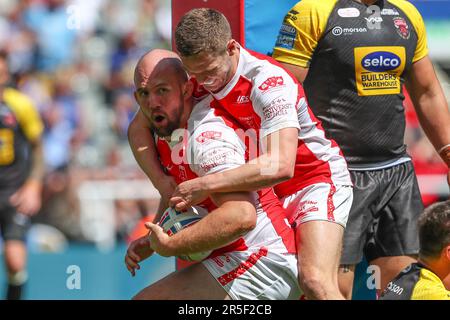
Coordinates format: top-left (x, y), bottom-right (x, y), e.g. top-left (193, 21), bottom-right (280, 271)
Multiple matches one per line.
top-left (5, 258), bottom-right (26, 275)
top-left (299, 268), bottom-right (333, 295)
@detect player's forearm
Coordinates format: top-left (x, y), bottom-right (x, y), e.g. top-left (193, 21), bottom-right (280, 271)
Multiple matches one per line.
top-left (166, 200), bottom-right (256, 256)
top-left (407, 57), bottom-right (450, 167)
top-left (412, 87), bottom-right (450, 166)
top-left (201, 157), bottom-right (291, 194)
top-left (28, 139), bottom-right (45, 185)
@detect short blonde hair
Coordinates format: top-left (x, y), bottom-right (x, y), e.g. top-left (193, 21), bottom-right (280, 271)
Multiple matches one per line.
top-left (175, 8), bottom-right (232, 57)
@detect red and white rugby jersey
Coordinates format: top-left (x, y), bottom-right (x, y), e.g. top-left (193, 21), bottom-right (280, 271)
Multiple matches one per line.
top-left (155, 96), bottom-right (296, 257)
top-left (208, 47), bottom-right (352, 198)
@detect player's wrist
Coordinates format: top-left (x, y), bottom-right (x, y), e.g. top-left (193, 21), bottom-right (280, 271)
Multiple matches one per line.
top-left (25, 178), bottom-right (43, 191)
top-left (199, 175), bottom-right (213, 193)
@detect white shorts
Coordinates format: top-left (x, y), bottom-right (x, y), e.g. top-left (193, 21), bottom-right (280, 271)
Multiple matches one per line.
top-left (202, 247), bottom-right (302, 300)
top-left (281, 183), bottom-right (353, 228)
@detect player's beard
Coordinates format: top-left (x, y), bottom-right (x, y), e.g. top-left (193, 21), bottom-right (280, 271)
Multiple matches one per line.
top-left (150, 101), bottom-right (184, 139)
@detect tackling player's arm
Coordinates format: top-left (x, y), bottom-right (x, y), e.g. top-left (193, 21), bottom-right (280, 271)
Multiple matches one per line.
top-left (169, 74), bottom-right (300, 211)
top-left (192, 127), bottom-right (298, 192)
top-left (127, 109), bottom-right (177, 203)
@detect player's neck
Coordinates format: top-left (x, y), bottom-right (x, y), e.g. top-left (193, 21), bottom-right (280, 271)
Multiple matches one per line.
top-left (419, 257), bottom-right (449, 285)
top-left (179, 97), bottom-right (194, 130)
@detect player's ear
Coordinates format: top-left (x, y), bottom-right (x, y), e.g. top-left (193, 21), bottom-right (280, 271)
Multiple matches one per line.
top-left (445, 244), bottom-right (450, 261)
top-left (227, 39), bottom-right (238, 56)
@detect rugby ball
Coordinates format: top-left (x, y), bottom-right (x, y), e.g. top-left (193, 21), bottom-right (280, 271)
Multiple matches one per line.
top-left (158, 206), bottom-right (212, 261)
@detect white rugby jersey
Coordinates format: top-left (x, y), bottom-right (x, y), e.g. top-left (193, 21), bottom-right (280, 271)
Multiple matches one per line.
top-left (156, 96), bottom-right (296, 258)
top-left (207, 47), bottom-right (352, 197)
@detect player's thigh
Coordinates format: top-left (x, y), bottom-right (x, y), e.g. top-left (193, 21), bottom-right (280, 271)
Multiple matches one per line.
top-left (133, 261), bottom-right (230, 300)
top-left (296, 220), bottom-right (345, 274)
top-left (283, 183), bottom-right (351, 273)
top-left (366, 163), bottom-right (424, 262)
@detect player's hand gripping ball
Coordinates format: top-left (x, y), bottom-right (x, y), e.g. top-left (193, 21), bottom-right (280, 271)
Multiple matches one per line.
top-left (158, 206), bottom-right (212, 261)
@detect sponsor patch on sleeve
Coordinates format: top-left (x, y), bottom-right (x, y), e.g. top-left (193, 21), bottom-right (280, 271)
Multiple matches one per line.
top-left (258, 76), bottom-right (285, 92)
top-left (275, 24), bottom-right (297, 50)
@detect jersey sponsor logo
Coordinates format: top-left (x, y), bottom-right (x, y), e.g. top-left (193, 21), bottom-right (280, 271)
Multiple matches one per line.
top-left (275, 26), bottom-right (296, 50)
top-left (236, 95), bottom-right (250, 104)
top-left (275, 35), bottom-right (295, 50)
top-left (385, 281), bottom-right (404, 295)
top-left (195, 131), bottom-right (222, 144)
top-left (284, 9), bottom-right (299, 22)
top-left (332, 26), bottom-right (367, 36)
top-left (263, 98), bottom-right (292, 121)
top-left (362, 52), bottom-right (401, 72)
top-left (393, 17), bottom-right (410, 39)
top-left (199, 149), bottom-right (235, 173)
top-left (280, 24), bottom-right (296, 36)
top-left (354, 46), bottom-right (406, 96)
top-left (0, 128), bottom-right (15, 165)
top-left (337, 7), bottom-right (360, 18)
top-left (258, 76), bottom-right (284, 92)
top-left (365, 16), bottom-right (383, 24)
top-left (381, 8), bottom-right (399, 16)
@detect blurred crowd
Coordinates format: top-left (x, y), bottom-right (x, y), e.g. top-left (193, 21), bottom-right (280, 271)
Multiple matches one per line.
top-left (0, 0), bottom-right (447, 249)
top-left (0, 0), bottom-right (170, 247)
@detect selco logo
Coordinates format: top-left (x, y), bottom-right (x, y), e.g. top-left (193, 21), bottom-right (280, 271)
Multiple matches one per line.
top-left (362, 51), bottom-right (401, 72)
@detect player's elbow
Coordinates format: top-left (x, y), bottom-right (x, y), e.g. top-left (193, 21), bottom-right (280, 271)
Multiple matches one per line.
top-left (276, 158), bottom-right (295, 181)
top-left (235, 202), bottom-right (257, 233)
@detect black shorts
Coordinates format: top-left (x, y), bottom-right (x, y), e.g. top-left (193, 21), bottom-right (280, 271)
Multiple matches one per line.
top-left (340, 161), bottom-right (424, 265)
top-left (0, 202), bottom-right (31, 242)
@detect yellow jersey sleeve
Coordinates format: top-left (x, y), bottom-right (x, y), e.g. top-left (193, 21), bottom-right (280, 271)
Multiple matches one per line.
top-left (272, 0), bottom-right (337, 68)
top-left (3, 88), bottom-right (44, 143)
top-left (411, 268), bottom-right (450, 300)
top-left (387, 0), bottom-right (428, 62)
